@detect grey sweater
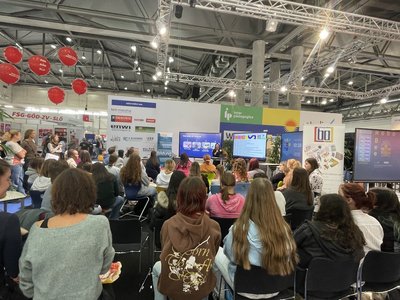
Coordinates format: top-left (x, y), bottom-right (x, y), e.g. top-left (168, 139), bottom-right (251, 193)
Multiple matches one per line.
top-left (19, 215), bottom-right (115, 300)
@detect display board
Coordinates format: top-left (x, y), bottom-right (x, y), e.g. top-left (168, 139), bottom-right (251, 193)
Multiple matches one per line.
top-left (354, 128), bottom-right (400, 182)
top-left (157, 133), bottom-right (173, 166)
top-left (179, 132), bottom-right (221, 158)
top-left (233, 132), bottom-right (267, 159)
top-left (281, 131), bottom-right (303, 162)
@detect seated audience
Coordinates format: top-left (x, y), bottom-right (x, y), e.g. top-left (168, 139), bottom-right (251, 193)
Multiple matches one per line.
top-left (295, 194), bottom-right (365, 268)
top-left (0, 160), bottom-right (23, 294)
top-left (189, 161), bottom-right (210, 193)
top-left (206, 172), bottom-right (245, 218)
top-left (104, 146), bottom-right (116, 165)
top-left (91, 163), bottom-right (123, 219)
top-left (200, 154), bottom-right (217, 174)
top-left (369, 187), bottom-right (400, 252)
top-left (339, 183), bottom-right (383, 252)
top-left (211, 164), bottom-right (224, 186)
top-left (156, 159), bottom-right (175, 188)
top-left (77, 162), bottom-right (92, 173)
top-left (247, 158), bottom-right (265, 180)
top-left (123, 147), bottom-right (135, 166)
top-left (304, 157), bottom-right (323, 197)
top-left (233, 158), bottom-right (248, 182)
top-left (282, 168), bottom-right (314, 212)
top-left (25, 157), bottom-right (44, 187)
top-left (31, 159), bottom-right (57, 192)
top-left (175, 152), bottom-right (192, 177)
top-left (214, 178), bottom-right (298, 295)
top-left (270, 161), bottom-right (287, 190)
top-left (105, 154), bottom-right (123, 195)
top-left (152, 176), bottom-right (221, 300)
top-left (115, 149), bottom-right (124, 169)
top-left (19, 168), bottom-right (115, 300)
top-left (79, 150), bottom-right (92, 164)
top-left (146, 150), bottom-right (161, 181)
top-left (286, 158), bottom-right (301, 170)
top-left (253, 172), bottom-right (286, 216)
top-left (66, 149), bottom-right (79, 168)
top-left (120, 153), bottom-right (157, 200)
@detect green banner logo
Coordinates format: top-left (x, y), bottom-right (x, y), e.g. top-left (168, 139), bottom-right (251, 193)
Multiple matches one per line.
top-left (220, 104), bottom-right (263, 124)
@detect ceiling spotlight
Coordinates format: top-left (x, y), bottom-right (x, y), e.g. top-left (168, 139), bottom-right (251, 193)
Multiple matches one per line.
top-left (51, 44), bottom-right (57, 49)
top-left (156, 69), bottom-right (162, 77)
top-left (120, 75), bottom-right (125, 79)
top-left (324, 73), bottom-right (330, 78)
top-left (380, 98), bottom-right (388, 104)
top-left (124, 87), bottom-right (128, 90)
top-left (167, 67), bottom-right (171, 73)
top-left (305, 89), bottom-right (309, 93)
top-left (134, 59), bottom-right (139, 65)
top-left (146, 89), bottom-right (151, 93)
top-left (263, 85), bottom-right (266, 90)
top-left (326, 66), bottom-right (335, 74)
top-left (131, 45), bottom-right (137, 52)
top-left (300, 76), bottom-right (304, 81)
top-left (329, 98), bottom-right (334, 102)
top-left (319, 28), bottom-right (330, 40)
top-left (98, 85), bottom-right (102, 88)
top-left (280, 86), bottom-right (287, 93)
top-left (168, 56), bottom-right (174, 63)
top-left (266, 19), bottom-right (278, 32)
top-left (164, 86), bottom-right (168, 90)
top-left (59, 69), bottom-right (63, 73)
top-left (164, 80), bottom-right (169, 86)
top-left (66, 37), bottom-right (72, 43)
top-left (97, 50), bottom-right (102, 55)
top-left (44, 80), bottom-right (48, 84)
top-left (152, 75), bottom-right (158, 81)
top-left (137, 67), bottom-right (141, 72)
top-left (348, 80), bottom-right (353, 86)
top-left (229, 90), bottom-right (236, 97)
top-left (81, 54), bottom-right (86, 60)
top-left (150, 38), bottom-right (159, 49)
top-left (321, 99), bottom-right (327, 105)
top-left (159, 26), bottom-right (167, 36)
top-left (306, 100), bottom-right (311, 104)
top-left (189, 0), bottom-right (197, 7)
top-left (136, 72), bottom-right (141, 75)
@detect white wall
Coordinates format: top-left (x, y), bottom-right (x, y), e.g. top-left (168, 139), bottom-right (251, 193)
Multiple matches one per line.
top-left (344, 118), bottom-right (391, 133)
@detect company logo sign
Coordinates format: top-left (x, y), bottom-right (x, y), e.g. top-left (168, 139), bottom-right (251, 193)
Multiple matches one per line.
top-left (314, 127), bottom-right (333, 142)
top-left (110, 124), bottom-right (131, 131)
top-left (234, 133), bottom-right (266, 140)
top-left (146, 118), bottom-right (156, 123)
top-left (111, 115), bottom-right (132, 123)
top-left (220, 105), bottom-right (263, 124)
top-left (134, 118), bottom-right (144, 122)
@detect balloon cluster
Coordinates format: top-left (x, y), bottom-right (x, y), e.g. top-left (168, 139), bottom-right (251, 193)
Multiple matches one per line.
top-left (0, 46), bottom-right (88, 105)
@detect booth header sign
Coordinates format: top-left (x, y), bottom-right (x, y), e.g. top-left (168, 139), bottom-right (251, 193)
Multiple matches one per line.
top-left (220, 105), bottom-right (262, 124)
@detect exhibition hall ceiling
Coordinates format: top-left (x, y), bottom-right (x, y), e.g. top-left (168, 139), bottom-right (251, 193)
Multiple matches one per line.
top-left (0, 0), bottom-right (400, 120)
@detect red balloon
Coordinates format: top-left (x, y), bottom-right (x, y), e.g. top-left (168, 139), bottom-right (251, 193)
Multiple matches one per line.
top-left (3, 46), bottom-right (23, 64)
top-left (0, 63), bottom-right (20, 84)
top-left (58, 47), bottom-right (78, 67)
top-left (71, 78), bottom-right (88, 95)
top-left (48, 86), bottom-right (65, 105)
top-left (28, 55), bottom-right (51, 76)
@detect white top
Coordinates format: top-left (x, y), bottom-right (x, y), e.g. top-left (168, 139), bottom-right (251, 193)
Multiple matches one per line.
top-left (156, 171), bottom-right (173, 188)
top-left (66, 158), bottom-right (77, 168)
top-left (351, 210), bottom-right (383, 253)
top-left (274, 191), bottom-right (286, 216)
top-left (31, 176), bottom-right (51, 192)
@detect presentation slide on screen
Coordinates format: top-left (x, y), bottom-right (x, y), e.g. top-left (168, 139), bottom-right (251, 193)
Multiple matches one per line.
top-left (179, 132), bottom-right (221, 158)
top-left (233, 133), bottom-right (267, 159)
top-left (281, 132), bottom-right (303, 162)
top-left (354, 128), bottom-right (400, 181)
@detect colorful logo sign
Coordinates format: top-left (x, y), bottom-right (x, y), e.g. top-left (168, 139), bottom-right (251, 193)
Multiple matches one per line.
top-left (220, 104), bottom-right (263, 124)
top-left (146, 118), bottom-right (156, 123)
top-left (110, 115), bottom-right (132, 123)
top-left (233, 133), bottom-right (266, 140)
top-left (314, 127), bottom-right (334, 142)
top-left (110, 124), bottom-right (132, 131)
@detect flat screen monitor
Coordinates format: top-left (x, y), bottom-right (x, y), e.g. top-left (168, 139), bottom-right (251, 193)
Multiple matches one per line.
top-left (232, 132), bottom-right (267, 159)
top-left (281, 131), bottom-right (303, 162)
top-left (354, 128), bottom-right (400, 182)
top-left (179, 132), bottom-right (221, 158)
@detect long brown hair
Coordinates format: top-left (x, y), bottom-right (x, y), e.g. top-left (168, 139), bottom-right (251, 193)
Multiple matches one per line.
top-left (340, 183), bottom-right (375, 210)
top-left (120, 153), bottom-right (141, 185)
top-left (233, 178), bottom-right (298, 274)
top-left (176, 176), bottom-right (207, 216)
top-left (233, 158), bottom-right (248, 182)
top-left (189, 161), bottom-right (201, 177)
top-left (289, 168), bottom-right (313, 205)
top-left (220, 171), bottom-right (235, 202)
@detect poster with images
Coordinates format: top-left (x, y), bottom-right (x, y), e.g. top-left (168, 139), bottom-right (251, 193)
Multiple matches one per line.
top-left (38, 128), bottom-right (53, 145)
top-left (302, 125), bottom-right (345, 194)
top-left (55, 128), bottom-right (68, 140)
top-left (157, 133), bottom-right (173, 166)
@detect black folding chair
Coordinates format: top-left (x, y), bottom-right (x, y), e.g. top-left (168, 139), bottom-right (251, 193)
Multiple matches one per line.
top-left (210, 217), bottom-right (236, 246)
top-left (234, 265), bottom-right (295, 300)
top-left (109, 217), bottom-right (149, 272)
top-left (30, 190), bottom-right (45, 208)
top-left (285, 208), bottom-right (313, 231)
top-left (120, 183), bottom-right (151, 221)
top-left (152, 218), bottom-right (164, 263)
top-left (358, 251), bottom-right (400, 298)
top-left (299, 258), bottom-right (358, 300)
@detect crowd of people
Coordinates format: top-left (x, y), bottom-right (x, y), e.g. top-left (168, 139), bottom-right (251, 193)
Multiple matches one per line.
top-left (0, 129), bottom-right (399, 300)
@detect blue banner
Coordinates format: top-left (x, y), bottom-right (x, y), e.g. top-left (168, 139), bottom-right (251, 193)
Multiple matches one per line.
top-left (111, 99), bottom-right (156, 108)
top-left (157, 133), bottom-right (173, 166)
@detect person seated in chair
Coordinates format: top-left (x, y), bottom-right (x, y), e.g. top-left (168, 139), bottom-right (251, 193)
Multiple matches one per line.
top-left (200, 154), bottom-right (216, 174)
top-left (156, 159), bottom-right (175, 189)
top-left (282, 168), bottom-right (314, 213)
top-left (152, 176), bottom-right (221, 300)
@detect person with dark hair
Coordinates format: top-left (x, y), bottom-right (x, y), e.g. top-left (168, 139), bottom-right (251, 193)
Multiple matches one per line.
top-left (77, 162), bottom-right (93, 173)
top-left (66, 149), bottom-right (79, 168)
top-left (212, 143), bottom-right (222, 166)
top-left (19, 168), bottom-right (115, 300)
top-left (123, 147), bottom-right (135, 166)
top-left (21, 129), bottom-right (38, 191)
top-left (31, 159), bottom-right (57, 192)
top-left (91, 162), bottom-right (123, 219)
top-left (115, 150), bottom-right (124, 168)
top-left (25, 157), bottom-right (44, 188)
top-left (253, 172), bottom-right (286, 216)
top-left (105, 154), bottom-right (123, 194)
top-left (282, 167), bottom-right (313, 212)
top-left (150, 170), bottom-right (186, 231)
top-left (304, 157), bottom-right (323, 197)
top-left (339, 183), bottom-right (383, 252)
top-left (369, 187), bottom-right (400, 252)
top-left (146, 150), bottom-right (161, 181)
top-left (206, 172), bottom-right (245, 218)
top-left (270, 161), bottom-right (287, 190)
top-left (175, 152), bottom-right (191, 177)
top-left (189, 161), bottom-right (210, 193)
top-left (152, 176), bottom-right (221, 300)
top-left (79, 150), bottom-right (92, 164)
top-left (247, 158), bottom-right (265, 180)
top-left (103, 146), bottom-right (116, 166)
top-left (0, 160), bottom-right (23, 294)
top-left (47, 134), bottom-right (62, 157)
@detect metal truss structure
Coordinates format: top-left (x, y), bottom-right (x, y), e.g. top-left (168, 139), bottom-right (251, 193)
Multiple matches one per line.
top-left (172, 0), bottom-right (400, 42)
top-left (156, 0), bottom-right (173, 75)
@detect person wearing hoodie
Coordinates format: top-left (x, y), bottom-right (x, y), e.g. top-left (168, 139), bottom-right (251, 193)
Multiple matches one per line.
top-left (25, 157), bottom-right (44, 188)
top-left (206, 172), bottom-right (245, 218)
top-left (214, 178), bottom-right (298, 298)
top-left (156, 159), bottom-right (175, 188)
top-left (30, 159), bottom-right (57, 192)
top-left (152, 176), bottom-right (221, 300)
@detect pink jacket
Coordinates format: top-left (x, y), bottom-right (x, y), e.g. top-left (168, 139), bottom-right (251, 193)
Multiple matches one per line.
top-left (206, 193), bottom-right (245, 218)
top-left (175, 160), bottom-right (192, 177)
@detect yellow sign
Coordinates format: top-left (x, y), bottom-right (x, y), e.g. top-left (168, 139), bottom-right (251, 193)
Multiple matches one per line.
top-left (262, 108), bottom-right (300, 132)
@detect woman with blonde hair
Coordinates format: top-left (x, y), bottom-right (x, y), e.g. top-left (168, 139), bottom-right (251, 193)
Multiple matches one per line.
top-left (214, 178), bottom-right (298, 296)
top-left (156, 159), bottom-right (175, 188)
top-left (4, 130), bottom-right (26, 194)
top-left (233, 158), bottom-right (248, 182)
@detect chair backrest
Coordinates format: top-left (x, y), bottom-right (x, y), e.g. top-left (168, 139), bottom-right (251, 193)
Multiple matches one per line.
top-left (124, 182), bottom-right (142, 200)
top-left (286, 208), bottom-right (313, 231)
top-left (109, 218), bottom-right (142, 244)
top-left (210, 217), bottom-right (236, 246)
top-left (153, 218), bottom-right (165, 250)
top-left (210, 184), bottom-right (220, 195)
top-left (235, 264), bottom-right (294, 295)
top-left (30, 190), bottom-right (45, 208)
top-left (306, 258), bottom-right (359, 293)
top-left (234, 182), bottom-right (251, 198)
top-left (361, 251), bottom-right (400, 283)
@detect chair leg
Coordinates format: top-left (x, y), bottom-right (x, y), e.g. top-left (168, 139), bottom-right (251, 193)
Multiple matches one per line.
top-left (138, 197), bottom-right (150, 221)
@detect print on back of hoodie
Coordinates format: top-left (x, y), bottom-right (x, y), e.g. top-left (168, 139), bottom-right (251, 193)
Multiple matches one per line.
top-left (165, 236), bottom-right (212, 293)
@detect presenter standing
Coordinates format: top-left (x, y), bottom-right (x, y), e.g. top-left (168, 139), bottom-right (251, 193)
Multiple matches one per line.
top-left (212, 143), bottom-right (222, 166)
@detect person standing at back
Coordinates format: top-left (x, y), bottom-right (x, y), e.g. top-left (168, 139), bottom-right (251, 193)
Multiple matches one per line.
top-left (304, 157), bottom-right (323, 197)
top-left (4, 130), bottom-right (26, 194)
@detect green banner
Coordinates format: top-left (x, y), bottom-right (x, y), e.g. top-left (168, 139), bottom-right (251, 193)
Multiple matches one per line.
top-left (220, 104), bottom-right (263, 124)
